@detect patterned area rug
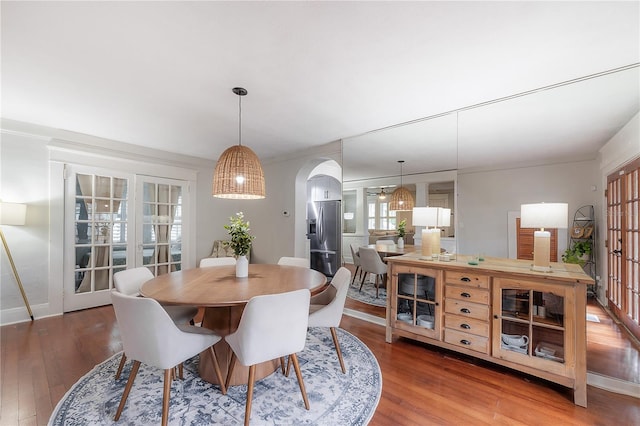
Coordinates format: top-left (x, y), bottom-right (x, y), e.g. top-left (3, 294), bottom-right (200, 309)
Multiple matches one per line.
top-left (49, 328), bottom-right (381, 426)
top-left (347, 278), bottom-right (387, 308)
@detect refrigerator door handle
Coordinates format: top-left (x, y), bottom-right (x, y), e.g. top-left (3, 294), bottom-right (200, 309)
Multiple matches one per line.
top-left (310, 249), bottom-right (337, 254)
top-left (318, 205), bottom-right (324, 244)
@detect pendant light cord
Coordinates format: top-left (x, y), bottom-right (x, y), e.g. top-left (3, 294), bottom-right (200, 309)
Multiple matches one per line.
top-left (238, 94), bottom-right (242, 146)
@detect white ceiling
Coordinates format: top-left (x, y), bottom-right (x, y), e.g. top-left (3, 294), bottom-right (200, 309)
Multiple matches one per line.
top-left (2, 2), bottom-right (639, 180)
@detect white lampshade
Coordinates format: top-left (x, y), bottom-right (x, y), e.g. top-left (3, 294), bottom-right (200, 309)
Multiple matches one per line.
top-left (521, 203), bottom-right (568, 229)
top-left (0, 202), bottom-right (27, 226)
top-left (412, 207), bottom-right (439, 227)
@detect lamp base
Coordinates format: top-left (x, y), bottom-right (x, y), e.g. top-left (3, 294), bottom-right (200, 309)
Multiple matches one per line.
top-left (421, 228), bottom-right (441, 259)
top-left (531, 230), bottom-right (552, 273)
top-left (530, 264), bottom-right (554, 273)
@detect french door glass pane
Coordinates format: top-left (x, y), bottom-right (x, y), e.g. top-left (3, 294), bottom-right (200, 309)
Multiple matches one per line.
top-left (74, 173), bottom-right (128, 293)
top-left (142, 181), bottom-right (183, 274)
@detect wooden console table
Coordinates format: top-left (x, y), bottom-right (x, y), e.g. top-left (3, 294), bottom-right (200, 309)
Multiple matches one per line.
top-left (385, 253), bottom-right (594, 407)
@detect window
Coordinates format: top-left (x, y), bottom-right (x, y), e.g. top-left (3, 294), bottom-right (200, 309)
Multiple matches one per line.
top-left (367, 197), bottom-right (397, 230)
top-left (368, 202), bottom-right (376, 230)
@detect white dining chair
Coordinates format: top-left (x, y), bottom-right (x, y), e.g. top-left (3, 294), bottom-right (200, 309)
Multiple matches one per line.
top-left (358, 246), bottom-right (388, 298)
top-left (111, 291), bottom-right (226, 426)
top-left (113, 267), bottom-right (199, 380)
top-left (199, 257), bottom-right (237, 267)
top-left (277, 256), bottom-right (309, 268)
top-left (225, 289), bottom-right (311, 426)
top-left (308, 267), bottom-right (351, 373)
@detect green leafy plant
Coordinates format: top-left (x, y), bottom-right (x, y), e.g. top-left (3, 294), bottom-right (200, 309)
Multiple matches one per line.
top-left (223, 212), bottom-right (254, 256)
top-left (397, 219), bottom-right (407, 238)
top-left (562, 240), bottom-right (592, 265)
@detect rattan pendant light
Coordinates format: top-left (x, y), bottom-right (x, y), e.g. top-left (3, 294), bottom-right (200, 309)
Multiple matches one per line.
top-left (212, 87), bottom-right (266, 199)
top-left (389, 160), bottom-right (414, 211)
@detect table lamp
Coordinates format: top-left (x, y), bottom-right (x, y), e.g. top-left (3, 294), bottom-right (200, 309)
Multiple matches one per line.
top-left (520, 202), bottom-right (568, 273)
top-left (0, 202), bottom-right (33, 320)
top-left (413, 207), bottom-right (450, 258)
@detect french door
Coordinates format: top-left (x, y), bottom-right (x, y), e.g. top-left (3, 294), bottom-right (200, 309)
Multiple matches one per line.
top-left (606, 157), bottom-right (640, 340)
top-left (64, 165), bottom-right (190, 312)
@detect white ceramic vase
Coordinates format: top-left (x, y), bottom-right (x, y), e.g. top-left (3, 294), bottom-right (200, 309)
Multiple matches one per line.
top-left (236, 255), bottom-right (249, 278)
top-left (397, 237), bottom-right (404, 249)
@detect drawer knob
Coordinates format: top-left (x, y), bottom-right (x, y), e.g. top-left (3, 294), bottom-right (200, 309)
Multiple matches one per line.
top-left (460, 339), bottom-right (471, 345)
top-left (461, 277), bottom-right (471, 282)
top-left (461, 323), bottom-right (471, 329)
top-left (461, 292), bottom-right (471, 298)
top-left (460, 308), bottom-right (471, 314)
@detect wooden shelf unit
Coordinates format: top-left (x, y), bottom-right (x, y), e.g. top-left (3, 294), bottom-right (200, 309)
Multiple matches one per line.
top-left (385, 254), bottom-right (594, 407)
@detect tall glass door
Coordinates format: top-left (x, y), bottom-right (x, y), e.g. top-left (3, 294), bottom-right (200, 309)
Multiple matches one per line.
top-left (607, 157), bottom-right (640, 340)
top-left (65, 166), bottom-right (133, 311)
top-left (64, 167), bottom-right (190, 312)
top-left (137, 177), bottom-right (188, 276)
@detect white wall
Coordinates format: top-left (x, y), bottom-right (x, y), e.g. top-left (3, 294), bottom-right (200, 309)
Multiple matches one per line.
top-left (0, 119), bottom-right (340, 324)
top-left (457, 160), bottom-right (599, 258)
top-left (1, 131), bottom-right (50, 314)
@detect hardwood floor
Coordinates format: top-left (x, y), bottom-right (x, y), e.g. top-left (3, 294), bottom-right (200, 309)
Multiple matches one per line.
top-left (1, 303), bottom-right (639, 425)
top-left (586, 299), bottom-right (640, 384)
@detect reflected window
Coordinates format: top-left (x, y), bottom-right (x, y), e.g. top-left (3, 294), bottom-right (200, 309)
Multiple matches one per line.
top-left (368, 198), bottom-right (397, 230)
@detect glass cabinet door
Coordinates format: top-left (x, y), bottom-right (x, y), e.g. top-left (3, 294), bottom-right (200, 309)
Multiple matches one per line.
top-left (494, 279), bottom-right (568, 373)
top-left (394, 267), bottom-right (442, 339)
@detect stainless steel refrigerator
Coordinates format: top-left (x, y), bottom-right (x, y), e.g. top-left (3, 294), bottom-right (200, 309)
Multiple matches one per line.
top-left (307, 200), bottom-right (341, 279)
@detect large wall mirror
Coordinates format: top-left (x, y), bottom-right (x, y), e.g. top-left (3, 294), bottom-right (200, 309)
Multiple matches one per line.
top-left (340, 66), bottom-right (640, 390)
top-left (342, 112), bottom-right (459, 261)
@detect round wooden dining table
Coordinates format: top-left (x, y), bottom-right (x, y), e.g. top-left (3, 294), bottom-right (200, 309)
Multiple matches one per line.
top-left (140, 263), bottom-right (327, 385)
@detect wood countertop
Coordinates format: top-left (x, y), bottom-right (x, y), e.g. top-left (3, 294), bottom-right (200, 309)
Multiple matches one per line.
top-left (385, 253), bottom-right (595, 285)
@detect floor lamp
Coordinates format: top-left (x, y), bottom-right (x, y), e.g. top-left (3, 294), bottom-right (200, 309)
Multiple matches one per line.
top-left (0, 202), bottom-right (33, 321)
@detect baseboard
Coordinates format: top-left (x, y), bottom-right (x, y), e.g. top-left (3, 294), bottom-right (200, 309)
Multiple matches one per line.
top-left (343, 308), bottom-right (386, 326)
top-left (0, 303), bottom-right (58, 326)
top-left (587, 372), bottom-right (640, 399)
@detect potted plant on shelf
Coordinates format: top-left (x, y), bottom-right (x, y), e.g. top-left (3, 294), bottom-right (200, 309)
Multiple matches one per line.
top-left (562, 240), bottom-right (592, 266)
top-left (224, 212), bottom-right (254, 277)
top-left (397, 219), bottom-right (407, 249)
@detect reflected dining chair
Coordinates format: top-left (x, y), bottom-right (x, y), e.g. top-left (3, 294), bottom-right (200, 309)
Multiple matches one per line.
top-left (225, 289), bottom-right (311, 426)
top-left (111, 291), bottom-right (226, 426)
top-left (308, 267), bottom-right (351, 373)
top-left (199, 256), bottom-right (237, 267)
top-left (113, 267), bottom-right (199, 380)
top-left (349, 244), bottom-right (363, 286)
top-left (358, 246), bottom-right (388, 298)
top-left (277, 256), bottom-right (309, 268)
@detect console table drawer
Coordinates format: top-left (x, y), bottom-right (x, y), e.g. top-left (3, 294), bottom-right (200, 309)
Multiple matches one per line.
top-left (445, 315), bottom-right (490, 338)
top-left (444, 328), bottom-right (489, 354)
top-left (445, 271), bottom-right (490, 289)
top-left (445, 284), bottom-right (489, 305)
top-left (445, 299), bottom-right (490, 321)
